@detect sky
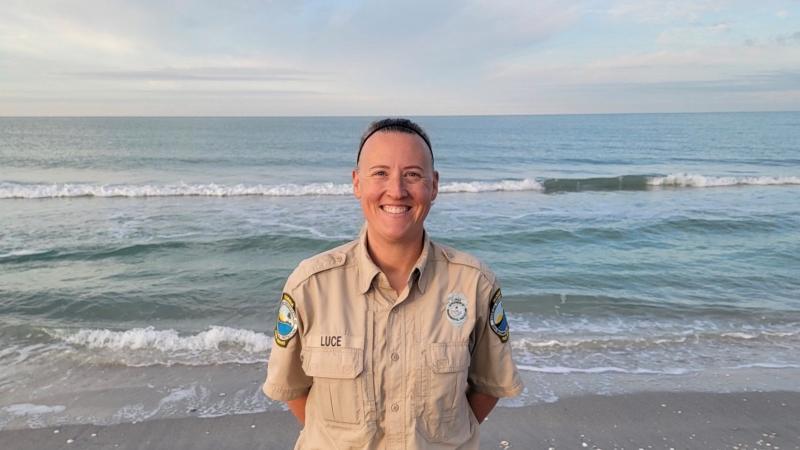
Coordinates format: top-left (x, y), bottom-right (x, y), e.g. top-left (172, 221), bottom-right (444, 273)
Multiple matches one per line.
top-left (1, 0), bottom-right (799, 116)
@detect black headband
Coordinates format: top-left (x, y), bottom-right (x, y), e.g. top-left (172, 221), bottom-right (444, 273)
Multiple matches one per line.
top-left (357, 124), bottom-right (434, 165)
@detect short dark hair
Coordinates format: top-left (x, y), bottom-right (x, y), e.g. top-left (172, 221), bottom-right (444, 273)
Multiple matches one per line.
top-left (357, 118), bottom-right (434, 166)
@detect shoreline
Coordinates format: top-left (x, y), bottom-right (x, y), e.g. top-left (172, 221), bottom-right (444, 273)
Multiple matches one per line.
top-left (1, 391), bottom-right (798, 449)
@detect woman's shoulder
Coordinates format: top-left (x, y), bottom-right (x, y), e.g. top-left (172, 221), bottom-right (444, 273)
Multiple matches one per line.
top-left (285, 239), bottom-right (358, 290)
top-left (431, 241), bottom-right (497, 284)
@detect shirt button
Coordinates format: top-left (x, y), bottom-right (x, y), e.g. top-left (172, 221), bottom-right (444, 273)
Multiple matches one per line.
top-left (391, 403), bottom-right (399, 412)
top-left (391, 352), bottom-right (399, 361)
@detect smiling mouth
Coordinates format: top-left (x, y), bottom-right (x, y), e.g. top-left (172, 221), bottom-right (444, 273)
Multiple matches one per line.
top-left (381, 205), bottom-right (411, 215)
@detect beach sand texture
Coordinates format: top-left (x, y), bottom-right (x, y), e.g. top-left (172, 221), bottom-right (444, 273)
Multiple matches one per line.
top-left (1, 391), bottom-right (798, 450)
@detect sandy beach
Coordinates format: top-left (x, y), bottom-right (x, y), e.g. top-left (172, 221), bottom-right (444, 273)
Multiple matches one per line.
top-left (2, 391), bottom-right (797, 450)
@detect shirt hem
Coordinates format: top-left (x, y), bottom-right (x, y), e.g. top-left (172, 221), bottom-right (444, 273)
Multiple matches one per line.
top-left (470, 380), bottom-right (524, 398)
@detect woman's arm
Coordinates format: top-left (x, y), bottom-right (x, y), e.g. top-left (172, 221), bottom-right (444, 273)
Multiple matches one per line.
top-left (287, 395), bottom-right (308, 426)
top-left (467, 391), bottom-right (499, 423)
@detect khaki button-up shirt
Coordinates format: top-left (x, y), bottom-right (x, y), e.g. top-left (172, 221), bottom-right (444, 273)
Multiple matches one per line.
top-left (263, 229), bottom-right (523, 450)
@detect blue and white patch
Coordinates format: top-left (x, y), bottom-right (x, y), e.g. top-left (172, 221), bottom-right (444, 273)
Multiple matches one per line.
top-left (445, 292), bottom-right (468, 326)
top-left (274, 293), bottom-right (298, 347)
top-left (489, 289), bottom-right (509, 342)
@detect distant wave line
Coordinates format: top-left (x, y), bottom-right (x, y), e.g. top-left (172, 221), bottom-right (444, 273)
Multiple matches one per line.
top-left (647, 173), bottom-right (800, 188)
top-left (516, 365), bottom-right (692, 375)
top-left (1, 174), bottom-right (798, 199)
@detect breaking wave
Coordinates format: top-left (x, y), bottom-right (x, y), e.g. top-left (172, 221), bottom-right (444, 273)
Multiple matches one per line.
top-left (46, 326), bottom-right (272, 366)
top-left (647, 173), bottom-right (800, 188)
top-left (1, 174), bottom-right (797, 199)
top-left (0, 179), bottom-right (542, 199)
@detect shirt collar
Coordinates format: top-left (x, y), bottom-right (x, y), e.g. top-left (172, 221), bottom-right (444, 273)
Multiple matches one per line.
top-left (356, 226), bottom-right (433, 295)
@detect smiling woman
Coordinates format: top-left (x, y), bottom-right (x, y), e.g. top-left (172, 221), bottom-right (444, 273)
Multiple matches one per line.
top-left (353, 126), bottom-right (439, 279)
top-left (262, 118), bottom-right (524, 450)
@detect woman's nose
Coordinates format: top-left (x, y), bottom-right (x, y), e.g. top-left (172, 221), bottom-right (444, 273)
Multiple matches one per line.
top-left (386, 174), bottom-right (408, 198)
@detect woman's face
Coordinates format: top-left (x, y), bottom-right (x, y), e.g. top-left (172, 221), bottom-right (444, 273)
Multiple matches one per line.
top-left (352, 131), bottom-right (439, 247)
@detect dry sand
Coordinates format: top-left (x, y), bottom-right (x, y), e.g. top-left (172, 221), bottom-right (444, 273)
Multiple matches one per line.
top-left (1, 391), bottom-right (798, 449)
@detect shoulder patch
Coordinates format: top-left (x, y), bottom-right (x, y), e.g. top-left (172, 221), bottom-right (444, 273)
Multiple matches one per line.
top-left (274, 293), bottom-right (298, 347)
top-left (488, 288), bottom-right (509, 343)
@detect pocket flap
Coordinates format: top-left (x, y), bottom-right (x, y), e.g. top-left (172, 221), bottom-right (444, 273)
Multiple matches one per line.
top-left (426, 342), bottom-right (470, 373)
top-left (302, 347), bottom-right (364, 379)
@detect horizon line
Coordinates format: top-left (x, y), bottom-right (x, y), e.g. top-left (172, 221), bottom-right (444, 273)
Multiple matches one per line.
top-left (1, 110), bottom-right (799, 119)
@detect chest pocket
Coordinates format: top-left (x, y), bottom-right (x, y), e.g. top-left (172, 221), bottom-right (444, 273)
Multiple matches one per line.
top-left (417, 342), bottom-right (473, 443)
top-left (302, 346), bottom-right (366, 425)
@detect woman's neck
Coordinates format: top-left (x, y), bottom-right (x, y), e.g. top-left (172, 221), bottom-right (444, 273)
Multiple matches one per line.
top-left (365, 230), bottom-right (423, 294)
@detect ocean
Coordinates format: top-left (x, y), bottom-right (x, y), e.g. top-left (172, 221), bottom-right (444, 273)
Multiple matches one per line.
top-left (1, 113), bottom-right (799, 430)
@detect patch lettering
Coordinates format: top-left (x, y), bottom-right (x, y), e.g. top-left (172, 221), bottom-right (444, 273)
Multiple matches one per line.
top-left (446, 292), bottom-right (468, 326)
top-left (488, 288), bottom-right (509, 342)
top-left (274, 293), bottom-right (298, 347)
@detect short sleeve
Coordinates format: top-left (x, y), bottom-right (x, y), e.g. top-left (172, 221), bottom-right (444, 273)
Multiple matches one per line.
top-left (262, 284), bottom-right (312, 401)
top-left (468, 276), bottom-right (524, 398)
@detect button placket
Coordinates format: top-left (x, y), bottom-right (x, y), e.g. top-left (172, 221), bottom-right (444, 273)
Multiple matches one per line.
top-left (385, 306), bottom-right (406, 439)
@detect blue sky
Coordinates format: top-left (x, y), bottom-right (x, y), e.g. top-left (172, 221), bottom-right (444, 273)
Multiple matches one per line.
top-left (1, 0), bottom-right (798, 115)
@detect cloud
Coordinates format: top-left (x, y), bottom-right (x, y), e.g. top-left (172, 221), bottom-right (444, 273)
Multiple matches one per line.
top-left (64, 66), bottom-right (323, 82)
top-left (775, 31), bottom-right (800, 46)
top-left (0, 1), bottom-right (145, 60)
top-left (587, 70), bottom-right (800, 94)
top-left (608, 0), bottom-right (730, 24)
top-left (1, 0), bottom-right (798, 115)
top-left (656, 23), bottom-right (734, 47)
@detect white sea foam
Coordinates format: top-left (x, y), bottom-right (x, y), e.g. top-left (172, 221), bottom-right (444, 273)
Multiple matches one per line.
top-left (727, 363), bottom-right (800, 370)
top-left (647, 173), bottom-right (800, 188)
top-left (721, 332), bottom-right (758, 339)
top-left (57, 325), bottom-right (270, 352)
top-left (2, 175), bottom-right (795, 199)
top-left (0, 179), bottom-right (543, 199)
top-left (2, 404), bottom-right (66, 416)
top-left (0, 182), bottom-right (353, 199)
top-left (0, 249), bottom-right (49, 259)
top-left (48, 326), bottom-right (272, 366)
top-left (517, 365), bottom-right (691, 375)
top-left (438, 178), bottom-right (544, 193)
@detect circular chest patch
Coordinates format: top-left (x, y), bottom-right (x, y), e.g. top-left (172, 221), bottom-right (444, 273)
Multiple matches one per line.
top-left (446, 292), bottom-right (468, 326)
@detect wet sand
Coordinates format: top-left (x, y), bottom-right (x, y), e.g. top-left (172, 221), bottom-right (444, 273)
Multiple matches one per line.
top-left (1, 391), bottom-right (798, 449)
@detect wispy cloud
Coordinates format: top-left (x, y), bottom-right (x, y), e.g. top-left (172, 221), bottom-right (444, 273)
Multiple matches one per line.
top-left (64, 66), bottom-right (324, 82)
top-left (608, 0), bottom-right (730, 24)
top-left (775, 31), bottom-right (800, 46)
top-left (1, 0), bottom-right (798, 115)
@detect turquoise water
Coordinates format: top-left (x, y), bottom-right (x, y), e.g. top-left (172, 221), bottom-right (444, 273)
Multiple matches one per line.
top-left (1, 113), bottom-right (799, 428)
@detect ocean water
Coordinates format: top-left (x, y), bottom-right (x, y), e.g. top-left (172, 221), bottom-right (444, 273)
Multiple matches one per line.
top-left (1, 113), bottom-right (799, 429)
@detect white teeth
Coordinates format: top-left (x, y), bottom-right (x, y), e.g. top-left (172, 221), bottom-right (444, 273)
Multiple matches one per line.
top-left (382, 205), bottom-right (410, 214)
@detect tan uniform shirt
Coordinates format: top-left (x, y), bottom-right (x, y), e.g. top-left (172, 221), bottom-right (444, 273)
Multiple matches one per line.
top-left (263, 229), bottom-right (523, 450)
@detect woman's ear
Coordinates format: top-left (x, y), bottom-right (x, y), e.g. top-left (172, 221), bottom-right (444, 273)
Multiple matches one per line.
top-left (352, 168), bottom-right (362, 199)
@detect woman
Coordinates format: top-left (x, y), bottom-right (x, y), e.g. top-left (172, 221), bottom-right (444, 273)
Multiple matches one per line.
top-left (263, 118), bottom-right (522, 450)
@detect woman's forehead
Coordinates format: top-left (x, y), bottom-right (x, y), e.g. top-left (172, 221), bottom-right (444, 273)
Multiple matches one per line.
top-left (358, 132), bottom-right (433, 169)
